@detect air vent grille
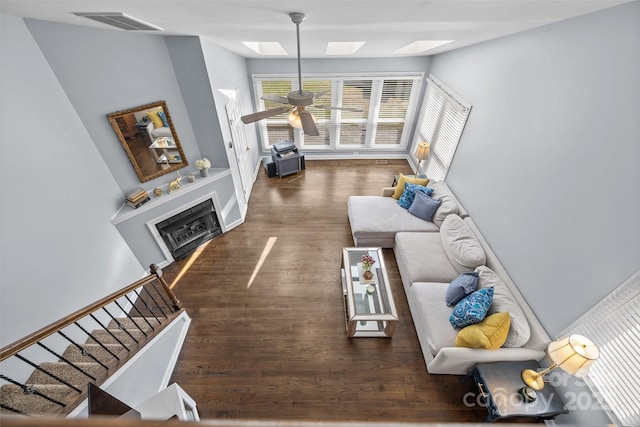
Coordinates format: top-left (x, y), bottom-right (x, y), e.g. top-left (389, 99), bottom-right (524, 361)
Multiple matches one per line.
top-left (73, 12), bottom-right (163, 31)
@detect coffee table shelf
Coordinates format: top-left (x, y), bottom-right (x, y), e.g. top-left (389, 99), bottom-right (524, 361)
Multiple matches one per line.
top-left (341, 247), bottom-right (398, 338)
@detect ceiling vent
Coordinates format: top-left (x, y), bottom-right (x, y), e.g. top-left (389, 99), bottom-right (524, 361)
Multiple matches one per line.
top-left (73, 12), bottom-right (163, 31)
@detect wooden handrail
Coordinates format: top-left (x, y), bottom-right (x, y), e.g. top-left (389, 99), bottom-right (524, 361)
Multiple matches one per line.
top-left (0, 264), bottom-right (180, 362)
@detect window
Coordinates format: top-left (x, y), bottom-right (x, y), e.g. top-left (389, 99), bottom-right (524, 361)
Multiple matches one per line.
top-left (414, 75), bottom-right (471, 181)
top-left (251, 73), bottom-right (422, 151)
top-left (559, 271), bottom-right (640, 426)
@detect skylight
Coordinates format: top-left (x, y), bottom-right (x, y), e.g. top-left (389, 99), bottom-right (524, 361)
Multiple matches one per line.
top-left (325, 41), bottom-right (366, 56)
top-left (393, 40), bottom-right (453, 55)
top-left (241, 42), bottom-right (287, 56)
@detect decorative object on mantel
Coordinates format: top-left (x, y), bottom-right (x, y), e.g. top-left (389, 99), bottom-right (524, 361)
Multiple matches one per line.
top-left (187, 173), bottom-right (195, 183)
top-left (153, 187), bottom-right (163, 198)
top-left (167, 171), bottom-right (183, 193)
top-left (360, 253), bottom-right (376, 281)
top-left (195, 158), bottom-right (211, 177)
top-left (126, 188), bottom-right (150, 208)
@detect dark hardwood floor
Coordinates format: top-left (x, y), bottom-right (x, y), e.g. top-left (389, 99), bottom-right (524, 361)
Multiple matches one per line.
top-left (163, 159), bottom-right (488, 423)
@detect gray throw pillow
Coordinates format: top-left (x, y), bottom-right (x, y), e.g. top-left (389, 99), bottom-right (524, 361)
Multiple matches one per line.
top-left (446, 272), bottom-right (479, 306)
top-left (408, 191), bottom-right (442, 221)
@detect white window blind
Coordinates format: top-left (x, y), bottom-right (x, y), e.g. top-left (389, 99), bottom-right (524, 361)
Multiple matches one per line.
top-left (415, 75), bottom-right (471, 181)
top-left (252, 73), bottom-right (422, 151)
top-left (559, 271), bottom-right (640, 427)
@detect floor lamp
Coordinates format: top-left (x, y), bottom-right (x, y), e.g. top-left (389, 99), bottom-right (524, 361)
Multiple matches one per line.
top-left (414, 141), bottom-right (430, 178)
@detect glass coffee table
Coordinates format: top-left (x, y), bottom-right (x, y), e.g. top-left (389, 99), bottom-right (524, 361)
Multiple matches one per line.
top-left (340, 247), bottom-right (398, 337)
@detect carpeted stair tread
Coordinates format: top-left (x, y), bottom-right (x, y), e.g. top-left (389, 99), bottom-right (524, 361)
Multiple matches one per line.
top-left (0, 384), bottom-right (73, 415)
top-left (107, 317), bottom-right (161, 332)
top-left (26, 362), bottom-right (101, 386)
top-left (86, 329), bottom-right (146, 346)
top-left (61, 343), bottom-right (126, 364)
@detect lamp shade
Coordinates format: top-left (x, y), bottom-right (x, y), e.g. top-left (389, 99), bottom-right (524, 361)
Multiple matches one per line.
top-left (414, 141), bottom-right (431, 161)
top-left (548, 334), bottom-right (600, 377)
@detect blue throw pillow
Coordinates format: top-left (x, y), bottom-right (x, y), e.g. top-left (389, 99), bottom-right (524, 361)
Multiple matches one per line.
top-left (445, 272), bottom-right (479, 306)
top-left (449, 287), bottom-right (494, 328)
top-left (397, 183), bottom-right (434, 210)
top-left (158, 110), bottom-right (170, 127)
top-left (408, 192), bottom-right (442, 221)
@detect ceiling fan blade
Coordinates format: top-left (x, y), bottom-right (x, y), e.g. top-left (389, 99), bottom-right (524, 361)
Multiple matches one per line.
top-left (241, 106), bottom-right (291, 124)
top-left (313, 91), bottom-right (330, 99)
top-left (261, 94), bottom-right (290, 105)
top-left (313, 105), bottom-right (363, 112)
top-left (298, 109), bottom-right (319, 136)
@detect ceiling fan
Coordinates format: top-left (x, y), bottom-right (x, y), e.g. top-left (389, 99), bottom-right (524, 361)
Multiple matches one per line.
top-left (240, 12), bottom-right (361, 137)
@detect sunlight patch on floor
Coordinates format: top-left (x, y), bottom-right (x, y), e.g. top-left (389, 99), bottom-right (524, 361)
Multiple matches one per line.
top-left (247, 236), bottom-right (278, 289)
top-left (168, 239), bottom-right (213, 289)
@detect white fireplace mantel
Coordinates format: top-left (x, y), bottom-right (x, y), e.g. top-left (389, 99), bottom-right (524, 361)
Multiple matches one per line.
top-left (111, 168), bottom-right (243, 269)
top-left (111, 169), bottom-right (230, 225)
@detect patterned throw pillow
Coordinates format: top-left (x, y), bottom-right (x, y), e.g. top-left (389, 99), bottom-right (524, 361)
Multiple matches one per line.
top-left (449, 287), bottom-right (494, 329)
top-left (397, 183), bottom-right (434, 210)
top-left (157, 110), bottom-right (170, 127)
top-left (392, 174), bottom-right (429, 199)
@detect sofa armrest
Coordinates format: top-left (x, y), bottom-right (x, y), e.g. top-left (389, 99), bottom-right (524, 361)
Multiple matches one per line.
top-left (381, 187), bottom-right (395, 197)
top-left (426, 346), bottom-right (545, 375)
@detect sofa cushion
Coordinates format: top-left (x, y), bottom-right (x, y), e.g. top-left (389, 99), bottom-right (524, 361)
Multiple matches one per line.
top-left (394, 232), bottom-right (460, 284)
top-left (408, 192), bottom-right (442, 221)
top-left (392, 174), bottom-right (429, 199)
top-left (348, 196), bottom-right (439, 247)
top-left (440, 215), bottom-right (487, 274)
top-left (446, 272), bottom-right (479, 306)
top-left (449, 287), bottom-right (494, 328)
top-left (397, 183), bottom-right (434, 209)
top-left (455, 312), bottom-right (511, 349)
top-left (429, 181), bottom-right (461, 226)
top-left (476, 266), bottom-right (531, 348)
top-left (409, 282), bottom-right (457, 355)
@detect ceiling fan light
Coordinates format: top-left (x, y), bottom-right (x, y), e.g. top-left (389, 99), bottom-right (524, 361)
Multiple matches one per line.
top-left (287, 109), bottom-right (316, 129)
top-left (287, 110), bottom-right (302, 129)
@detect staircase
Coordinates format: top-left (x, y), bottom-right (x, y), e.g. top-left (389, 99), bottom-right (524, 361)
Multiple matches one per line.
top-left (0, 265), bottom-right (183, 417)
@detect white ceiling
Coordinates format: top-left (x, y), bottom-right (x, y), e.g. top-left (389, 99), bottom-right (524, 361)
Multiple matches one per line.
top-left (1, 0), bottom-right (632, 58)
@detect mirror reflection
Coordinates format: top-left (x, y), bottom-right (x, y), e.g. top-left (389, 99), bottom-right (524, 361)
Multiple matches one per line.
top-left (108, 101), bottom-right (188, 183)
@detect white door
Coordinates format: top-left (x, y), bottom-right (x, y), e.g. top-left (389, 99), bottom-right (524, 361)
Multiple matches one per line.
top-left (226, 90), bottom-right (254, 202)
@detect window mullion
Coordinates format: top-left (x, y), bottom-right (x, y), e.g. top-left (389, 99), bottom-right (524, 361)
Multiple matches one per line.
top-left (364, 79), bottom-right (383, 147)
top-left (331, 79), bottom-right (342, 149)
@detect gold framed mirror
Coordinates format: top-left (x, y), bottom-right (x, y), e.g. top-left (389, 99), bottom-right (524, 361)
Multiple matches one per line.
top-left (108, 101), bottom-right (188, 183)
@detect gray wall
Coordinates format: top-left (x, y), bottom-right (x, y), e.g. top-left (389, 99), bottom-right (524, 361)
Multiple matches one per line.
top-left (0, 13), bottom-right (145, 346)
top-left (24, 19), bottom-right (218, 198)
top-left (164, 36), bottom-right (229, 169)
top-left (429, 2), bottom-right (640, 336)
top-left (199, 37), bottom-right (264, 203)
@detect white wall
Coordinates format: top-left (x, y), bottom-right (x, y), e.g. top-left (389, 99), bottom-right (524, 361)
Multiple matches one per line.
top-left (0, 13), bottom-right (145, 346)
top-left (429, 2), bottom-right (640, 336)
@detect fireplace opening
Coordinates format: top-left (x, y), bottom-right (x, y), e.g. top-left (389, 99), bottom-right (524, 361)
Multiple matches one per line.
top-left (155, 199), bottom-right (222, 259)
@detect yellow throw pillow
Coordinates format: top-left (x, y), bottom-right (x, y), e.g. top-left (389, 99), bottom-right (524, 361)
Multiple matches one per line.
top-left (392, 173), bottom-right (429, 199)
top-left (455, 312), bottom-right (511, 349)
top-left (146, 108), bottom-right (164, 129)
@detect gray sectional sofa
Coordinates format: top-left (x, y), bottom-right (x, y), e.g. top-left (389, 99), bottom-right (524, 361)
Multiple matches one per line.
top-left (347, 181), bottom-right (550, 375)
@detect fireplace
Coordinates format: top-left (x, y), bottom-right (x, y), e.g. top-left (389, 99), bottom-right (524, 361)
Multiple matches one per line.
top-left (155, 199), bottom-right (222, 259)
